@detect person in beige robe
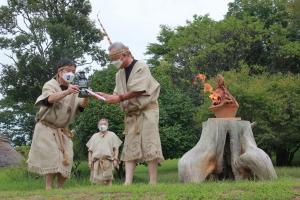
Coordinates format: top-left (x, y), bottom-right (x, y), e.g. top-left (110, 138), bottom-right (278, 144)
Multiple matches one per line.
top-left (86, 118), bottom-right (122, 185)
top-left (27, 58), bottom-right (89, 190)
top-left (96, 42), bottom-right (164, 185)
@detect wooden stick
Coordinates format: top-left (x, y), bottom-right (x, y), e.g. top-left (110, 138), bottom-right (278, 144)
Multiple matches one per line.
top-left (97, 12), bottom-right (112, 45)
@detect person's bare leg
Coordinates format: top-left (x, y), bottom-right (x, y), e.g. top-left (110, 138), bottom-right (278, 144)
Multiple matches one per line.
top-left (102, 181), bottom-right (107, 185)
top-left (57, 173), bottom-right (67, 189)
top-left (45, 173), bottom-right (54, 190)
top-left (147, 159), bottom-right (158, 185)
top-left (124, 160), bottom-right (136, 185)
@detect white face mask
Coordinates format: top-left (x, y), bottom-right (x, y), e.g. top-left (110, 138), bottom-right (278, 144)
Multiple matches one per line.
top-left (62, 72), bottom-right (75, 83)
top-left (98, 124), bottom-right (108, 132)
top-left (111, 60), bottom-right (123, 69)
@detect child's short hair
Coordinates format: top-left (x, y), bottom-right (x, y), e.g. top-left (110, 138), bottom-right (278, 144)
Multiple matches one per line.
top-left (98, 118), bottom-right (109, 125)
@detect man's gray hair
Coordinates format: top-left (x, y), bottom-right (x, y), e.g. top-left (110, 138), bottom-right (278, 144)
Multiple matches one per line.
top-left (108, 42), bottom-right (128, 51)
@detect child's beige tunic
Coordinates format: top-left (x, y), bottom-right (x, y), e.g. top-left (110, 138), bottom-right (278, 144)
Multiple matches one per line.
top-left (86, 131), bottom-right (122, 183)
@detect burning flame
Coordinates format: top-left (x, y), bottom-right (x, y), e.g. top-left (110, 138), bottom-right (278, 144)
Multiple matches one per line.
top-left (209, 93), bottom-right (221, 105)
top-left (196, 73), bottom-right (206, 83)
top-left (204, 83), bottom-right (213, 93)
top-left (196, 73), bottom-right (221, 105)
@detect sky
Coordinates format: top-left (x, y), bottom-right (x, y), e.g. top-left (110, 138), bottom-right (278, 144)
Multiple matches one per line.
top-left (0, 0), bottom-right (233, 66)
top-left (89, 0), bottom-right (233, 60)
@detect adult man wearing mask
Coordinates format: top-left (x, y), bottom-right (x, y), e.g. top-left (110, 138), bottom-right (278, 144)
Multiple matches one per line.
top-left (27, 58), bottom-right (88, 190)
top-left (98, 42), bottom-right (164, 185)
top-left (86, 118), bottom-right (122, 185)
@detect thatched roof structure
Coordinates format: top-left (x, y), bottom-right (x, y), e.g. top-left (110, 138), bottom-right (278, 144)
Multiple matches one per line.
top-left (0, 135), bottom-right (23, 167)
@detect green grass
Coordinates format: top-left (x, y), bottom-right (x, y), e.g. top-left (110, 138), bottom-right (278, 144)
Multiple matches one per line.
top-left (0, 159), bottom-right (299, 200)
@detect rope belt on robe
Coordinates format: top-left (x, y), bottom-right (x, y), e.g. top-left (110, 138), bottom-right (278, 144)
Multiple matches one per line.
top-left (92, 156), bottom-right (113, 175)
top-left (40, 120), bottom-right (74, 166)
top-left (124, 102), bottom-right (158, 135)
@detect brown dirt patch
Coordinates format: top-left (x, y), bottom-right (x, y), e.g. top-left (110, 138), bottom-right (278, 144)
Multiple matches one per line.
top-left (293, 186), bottom-right (300, 192)
top-left (6, 192), bottom-right (133, 200)
top-left (292, 186), bottom-right (300, 200)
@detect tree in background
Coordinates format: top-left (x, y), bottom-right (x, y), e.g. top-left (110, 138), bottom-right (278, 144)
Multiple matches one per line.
top-left (287, 0), bottom-right (300, 41)
top-left (0, 0), bottom-right (298, 166)
top-left (151, 61), bottom-right (199, 159)
top-left (146, 16), bottom-right (217, 106)
top-left (225, 0), bottom-right (299, 73)
top-left (226, 0), bottom-right (290, 28)
top-left (146, 0), bottom-right (299, 76)
top-left (0, 0), bottom-right (106, 144)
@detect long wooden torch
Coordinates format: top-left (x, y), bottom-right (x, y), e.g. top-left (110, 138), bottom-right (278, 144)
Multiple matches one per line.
top-left (97, 12), bottom-right (112, 45)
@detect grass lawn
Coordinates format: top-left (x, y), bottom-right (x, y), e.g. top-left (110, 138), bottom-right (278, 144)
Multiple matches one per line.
top-left (0, 159), bottom-right (299, 200)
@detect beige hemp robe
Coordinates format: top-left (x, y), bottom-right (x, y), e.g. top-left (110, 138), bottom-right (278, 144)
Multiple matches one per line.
top-left (86, 131), bottom-right (122, 183)
top-left (27, 78), bottom-right (83, 178)
top-left (114, 60), bottom-right (164, 163)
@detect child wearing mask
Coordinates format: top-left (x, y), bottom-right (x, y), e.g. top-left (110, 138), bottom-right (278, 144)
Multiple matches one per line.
top-left (86, 118), bottom-right (122, 185)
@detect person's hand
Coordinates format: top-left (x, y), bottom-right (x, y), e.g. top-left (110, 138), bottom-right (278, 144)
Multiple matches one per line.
top-left (83, 88), bottom-right (92, 98)
top-left (67, 84), bottom-right (80, 95)
top-left (113, 159), bottom-right (119, 168)
top-left (105, 94), bottom-right (121, 104)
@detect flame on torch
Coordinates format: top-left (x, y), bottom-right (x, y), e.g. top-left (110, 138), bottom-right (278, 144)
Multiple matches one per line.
top-left (196, 73), bottom-right (221, 105)
top-left (204, 83), bottom-right (213, 93)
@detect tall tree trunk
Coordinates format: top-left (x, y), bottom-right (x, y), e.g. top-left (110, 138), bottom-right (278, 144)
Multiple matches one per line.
top-left (288, 145), bottom-right (300, 166)
top-left (276, 148), bottom-right (290, 166)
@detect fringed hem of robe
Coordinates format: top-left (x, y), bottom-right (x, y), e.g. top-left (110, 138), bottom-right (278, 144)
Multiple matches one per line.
top-left (121, 149), bottom-right (164, 164)
top-left (27, 163), bottom-right (71, 178)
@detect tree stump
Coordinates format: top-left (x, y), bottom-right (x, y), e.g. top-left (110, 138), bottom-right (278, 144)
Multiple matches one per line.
top-left (178, 118), bottom-right (277, 183)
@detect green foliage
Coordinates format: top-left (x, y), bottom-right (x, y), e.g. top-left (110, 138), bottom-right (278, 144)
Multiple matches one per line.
top-left (0, 0), bottom-right (105, 143)
top-left (277, 41), bottom-right (300, 72)
top-left (226, 0), bottom-right (290, 28)
top-left (15, 145), bottom-right (30, 160)
top-left (146, 0), bottom-right (299, 78)
top-left (287, 0), bottom-right (300, 40)
top-left (152, 61), bottom-right (199, 158)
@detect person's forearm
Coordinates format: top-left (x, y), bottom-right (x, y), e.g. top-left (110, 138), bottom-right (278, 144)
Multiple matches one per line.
top-left (48, 90), bottom-right (70, 103)
top-left (119, 91), bottom-right (144, 101)
top-left (88, 151), bottom-right (92, 163)
top-left (113, 149), bottom-right (119, 160)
